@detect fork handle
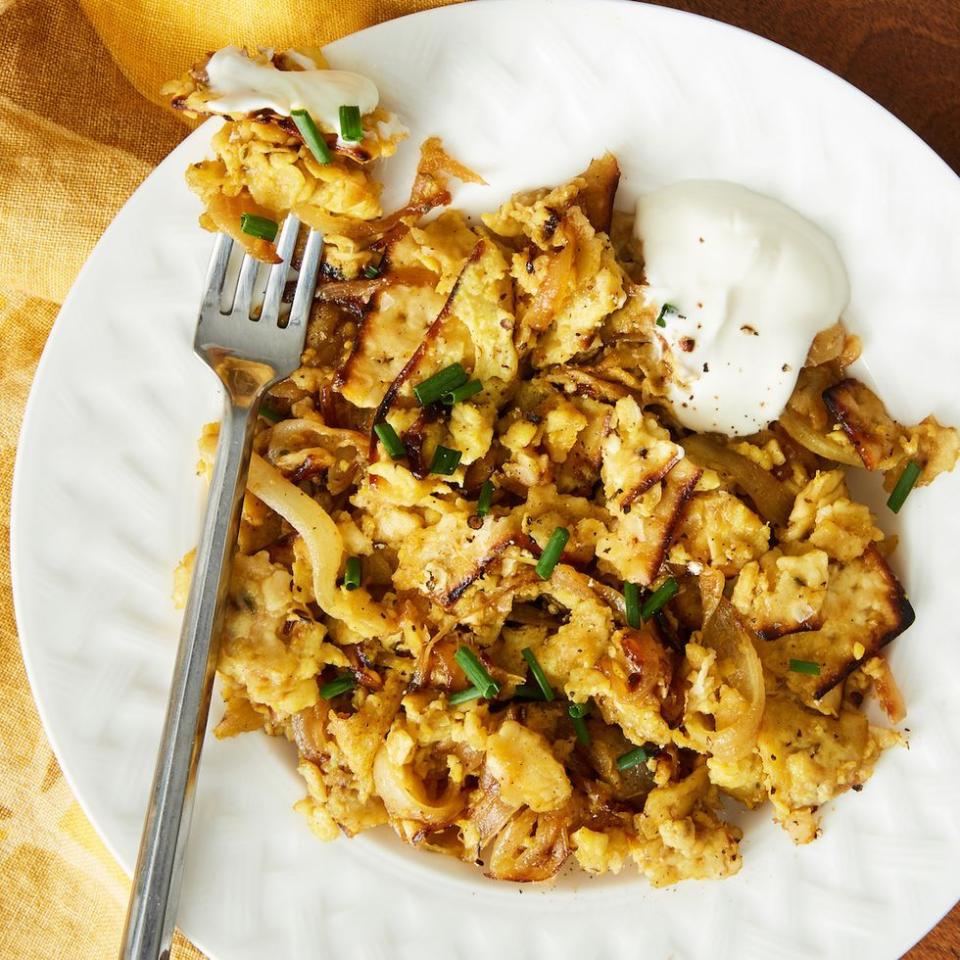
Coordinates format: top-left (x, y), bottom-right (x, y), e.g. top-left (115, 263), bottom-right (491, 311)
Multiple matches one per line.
top-left (119, 397), bottom-right (258, 960)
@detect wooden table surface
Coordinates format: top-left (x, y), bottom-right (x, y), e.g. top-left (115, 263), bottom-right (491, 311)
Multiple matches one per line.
top-left (646, 2), bottom-right (960, 958)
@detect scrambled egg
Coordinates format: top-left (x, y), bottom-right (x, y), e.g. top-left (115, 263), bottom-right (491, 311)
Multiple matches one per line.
top-left (168, 52), bottom-right (960, 885)
top-left (485, 720), bottom-right (572, 812)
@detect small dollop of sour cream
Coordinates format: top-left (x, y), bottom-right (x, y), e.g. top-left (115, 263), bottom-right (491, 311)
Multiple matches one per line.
top-left (203, 46), bottom-right (379, 140)
top-left (635, 180), bottom-right (850, 436)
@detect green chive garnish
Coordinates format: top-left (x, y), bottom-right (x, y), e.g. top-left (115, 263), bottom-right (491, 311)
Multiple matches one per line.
top-left (454, 646), bottom-right (499, 699)
top-left (616, 747), bottom-right (649, 771)
top-left (476, 480), bottom-right (494, 517)
top-left (624, 581), bottom-right (641, 628)
top-left (655, 303), bottom-right (676, 328)
top-left (259, 403), bottom-right (283, 423)
top-left (291, 108), bottom-right (332, 164)
top-left (641, 577), bottom-right (678, 620)
top-left (535, 526), bottom-right (569, 580)
top-left (571, 715), bottom-right (590, 745)
top-left (788, 659), bottom-right (821, 676)
top-left (887, 460), bottom-right (922, 514)
top-left (239, 213), bottom-right (278, 242)
top-left (521, 647), bottom-right (555, 701)
top-left (338, 104), bottom-right (363, 142)
top-left (320, 673), bottom-right (356, 699)
top-left (343, 556), bottom-right (362, 591)
top-left (441, 380), bottom-right (483, 406)
top-left (362, 263), bottom-right (381, 279)
top-left (373, 421), bottom-right (406, 460)
top-left (429, 445), bottom-right (462, 476)
top-left (413, 363), bottom-right (469, 406)
top-left (513, 684), bottom-right (544, 700)
top-left (568, 702), bottom-right (591, 745)
top-left (448, 686), bottom-right (483, 706)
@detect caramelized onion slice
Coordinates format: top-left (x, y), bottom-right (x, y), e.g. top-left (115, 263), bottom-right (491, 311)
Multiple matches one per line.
top-left (697, 567), bottom-right (726, 625)
top-left (682, 433), bottom-right (794, 527)
top-left (201, 189), bottom-right (281, 263)
top-left (485, 807), bottom-right (570, 882)
top-left (373, 744), bottom-right (465, 826)
top-left (574, 153), bottom-right (620, 235)
top-left (777, 408), bottom-right (862, 467)
top-left (469, 769), bottom-right (521, 847)
top-left (584, 722), bottom-right (655, 803)
top-left (291, 703), bottom-right (327, 762)
top-left (692, 599), bottom-right (765, 763)
top-left (247, 454), bottom-right (394, 638)
top-left (862, 656), bottom-right (906, 725)
top-left (523, 223), bottom-right (577, 332)
top-left (266, 418), bottom-right (368, 464)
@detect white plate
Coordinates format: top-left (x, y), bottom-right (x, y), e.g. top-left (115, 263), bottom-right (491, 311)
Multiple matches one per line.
top-left (12, 1), bottom-right (960, 957)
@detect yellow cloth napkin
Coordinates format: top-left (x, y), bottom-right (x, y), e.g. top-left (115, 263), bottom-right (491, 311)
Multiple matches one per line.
top-left (0, 1), bottom-right (456, 956)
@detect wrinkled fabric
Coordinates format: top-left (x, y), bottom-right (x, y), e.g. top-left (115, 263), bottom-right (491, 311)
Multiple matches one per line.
top-left (0, 1), bottom-right (456, 956)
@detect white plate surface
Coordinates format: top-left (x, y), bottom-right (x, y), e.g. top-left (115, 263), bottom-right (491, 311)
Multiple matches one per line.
top-left (12, 2), bottom-right (960, 958)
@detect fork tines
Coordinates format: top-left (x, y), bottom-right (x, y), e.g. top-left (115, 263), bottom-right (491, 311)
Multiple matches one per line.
top-left (194, 217), bottom-right (323, 375)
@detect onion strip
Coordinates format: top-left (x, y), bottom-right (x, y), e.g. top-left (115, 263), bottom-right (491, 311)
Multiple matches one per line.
top-left (373, 744), bottom-right (465, 825)
top-left (694, 599), bottom-right (765, 763)
top-left (266, 418), bottom-right (367, 464)
top-left (247, 453), bottom-right (394, 638)
top-left (683, 433), bottom-right (794, 527)
top-left (778, 408), bottom-right (862, 467)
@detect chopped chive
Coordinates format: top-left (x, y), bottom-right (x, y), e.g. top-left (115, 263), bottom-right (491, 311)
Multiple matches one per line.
top-left (655, 303), bottom-right (676, 328)
top-left (616, 747), bottom-right (649, 771)
top-left (362, 263), bottom-right (381, 279)
top-left (239, 213), bottom-right (278, 242)
top-left (343, 556), bottom-right (362, 591)
top-left (320, 673), bottom-right (356, 699)
top-left (521, 647), bottom-right (555, 701)
top-left (259, 403), bottom-right (283, 423)
top-left (413, 363), bottom-right (469, 406)
top-left (535, 526), bottom-right (570, 580)
top-left (640, 577), bottom-right (678, 620)
top-left (291, 108), bottom-right (332, 163)
top-left (448, 686), bottom-right (483, 706)
top-left (441, 380), bottom-right (483, 406)
top-left (339, 104), bottom-right (363, 142)
top-left (570, 712), bottom-right (590, 746)
top-left (373, 421), bottom-right (406, 460)
top-left (454, 646), bottom-right (499, 699)
top-left (887, 460), bottom-right (922, 514)
top-left (624, 581), bottom-right (641, 628)
top-left (788, 658), bottom-right (821, 676)
top-left (568, 702), bottom-right (591, 746)
top-left (513, 683), bottom-right (544, 700)
top-left (476, 480), bottom-right (494, 517)
top-left (429, 444), bottom-right (462, 476)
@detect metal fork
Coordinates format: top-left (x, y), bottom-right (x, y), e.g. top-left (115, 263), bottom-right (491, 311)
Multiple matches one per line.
top-left (119, 217), bottom-right (323, 960)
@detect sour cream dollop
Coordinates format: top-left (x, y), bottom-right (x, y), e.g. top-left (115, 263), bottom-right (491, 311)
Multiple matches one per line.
top-left (634, 180), bottom-right (849, 436)
top-left (203, 46), bottom-right (379, 139)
